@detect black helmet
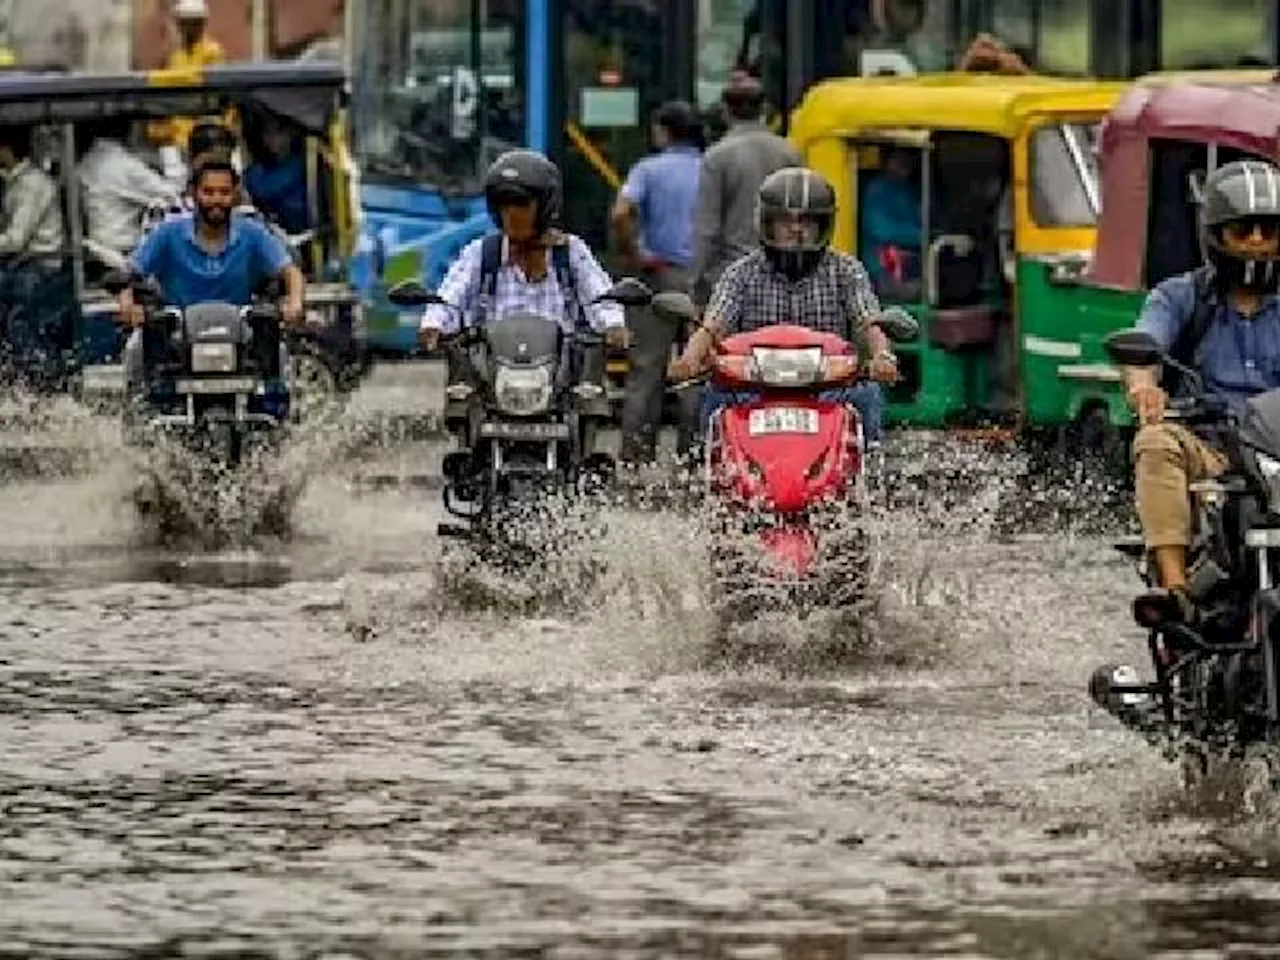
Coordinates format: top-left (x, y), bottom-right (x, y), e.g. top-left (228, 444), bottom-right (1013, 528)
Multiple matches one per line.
top-left (758, 167), bottom-right (836, 281)
top-left (483, 149), bottom-right (562, 234)
top-left (1200, 159), bottom-right (1280, 293)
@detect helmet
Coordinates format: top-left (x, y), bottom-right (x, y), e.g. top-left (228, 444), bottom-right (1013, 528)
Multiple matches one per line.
top-left (1199, 159), bottom-right (1280, 293)
top-left (757, 167), bottom-right (836, 281)
top-left (483, 149), bottom-right (562, 235)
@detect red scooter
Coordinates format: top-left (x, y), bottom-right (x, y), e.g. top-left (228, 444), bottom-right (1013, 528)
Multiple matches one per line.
top-left (703, 311), bottom-right (917, 625)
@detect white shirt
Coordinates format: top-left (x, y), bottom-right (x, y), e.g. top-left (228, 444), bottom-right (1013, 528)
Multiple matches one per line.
top-left (0, 160), bottom-right (63, 261)
top-left (421, 234), bottom-right (625, 335)
top-left (78, 139), bottom-right (179, 254)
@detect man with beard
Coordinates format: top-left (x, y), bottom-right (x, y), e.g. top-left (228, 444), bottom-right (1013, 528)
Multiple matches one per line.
top-left (117, 159), bottom-right (305, 398)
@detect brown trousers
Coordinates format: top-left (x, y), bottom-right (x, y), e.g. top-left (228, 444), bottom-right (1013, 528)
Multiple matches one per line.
top-left (1133, 423), bottom-right (1229, 549)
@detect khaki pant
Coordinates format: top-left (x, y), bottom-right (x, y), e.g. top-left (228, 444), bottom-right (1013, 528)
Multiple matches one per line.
top-left (1133, 423), bottom-right (1229, 548)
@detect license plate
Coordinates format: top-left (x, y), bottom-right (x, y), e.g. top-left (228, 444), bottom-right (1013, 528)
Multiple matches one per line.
top-left (174, 377), bottom-right (261, 395)
top-left (748, 407), bottom-right (819, 435)
top-left (479, 420), bottom-right (569, 440)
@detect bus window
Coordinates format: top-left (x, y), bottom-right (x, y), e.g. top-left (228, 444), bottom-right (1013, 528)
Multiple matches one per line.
top-left (1160, 0), bottom-right (1271, 69)
top-left (351, 0), bottom-right (523, 190)
top-left (838, 0), bottom-right (952, 77)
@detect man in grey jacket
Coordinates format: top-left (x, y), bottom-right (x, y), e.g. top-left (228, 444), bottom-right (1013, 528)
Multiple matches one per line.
top-left (690, 72), bottom-right (800, 308)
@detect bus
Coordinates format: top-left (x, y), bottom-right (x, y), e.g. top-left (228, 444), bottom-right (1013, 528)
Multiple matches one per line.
top-left (345, 0), bottom-right (1280, 353)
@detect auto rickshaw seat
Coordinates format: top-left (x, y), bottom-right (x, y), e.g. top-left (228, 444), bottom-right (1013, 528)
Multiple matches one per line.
top-left (928, 305), bottom-right (998, 350)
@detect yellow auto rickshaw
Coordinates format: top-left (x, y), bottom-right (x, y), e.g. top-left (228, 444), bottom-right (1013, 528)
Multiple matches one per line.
top-left (789, 73), bottom-right (1126, 438)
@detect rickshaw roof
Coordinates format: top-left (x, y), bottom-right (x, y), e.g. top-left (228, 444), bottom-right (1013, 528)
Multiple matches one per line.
top-left (0, 61), bottom-right (346, 133)
top-left (1104, 79), bottom-right (1280, 155)
top-left (789, 73), bottom-right (1125, 145)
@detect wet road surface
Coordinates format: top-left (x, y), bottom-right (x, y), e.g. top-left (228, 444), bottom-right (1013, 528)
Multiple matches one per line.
top-left (3, 412), bottom-right (1280, 958)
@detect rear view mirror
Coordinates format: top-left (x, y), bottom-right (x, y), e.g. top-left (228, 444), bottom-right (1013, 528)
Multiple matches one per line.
top-left (387, 280), bottom-right (441, 308)
top-left (101, 269), bottom-right (135, 295)
top-left (1104, 329), bottom-right (1163, 367)
top-left (651, 290), bottom-right (696, 323)
top-left (595, 277), bottom-right (654, 307)
top-left (875, 306), bottom-right (919, 343)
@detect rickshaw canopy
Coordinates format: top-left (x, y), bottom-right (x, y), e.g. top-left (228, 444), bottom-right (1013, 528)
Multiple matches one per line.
top-left (789, 73), bottom-right (1127, 147)
top-left (1091, 79), bottom-right (1280, 288)
top-left (0, 62), bottom-right (346, 132)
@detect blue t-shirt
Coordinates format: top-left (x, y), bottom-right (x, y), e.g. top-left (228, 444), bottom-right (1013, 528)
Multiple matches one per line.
top-left (620, 145), bottom-right (701, 267)
top-left (130, 214), bottom-right (291, 308)
top-left (1138, 272), bottom-right (1280, 407)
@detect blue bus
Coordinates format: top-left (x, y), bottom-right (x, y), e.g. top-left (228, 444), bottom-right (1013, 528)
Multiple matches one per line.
top-left (343, 0), bottom-right (1280, 356)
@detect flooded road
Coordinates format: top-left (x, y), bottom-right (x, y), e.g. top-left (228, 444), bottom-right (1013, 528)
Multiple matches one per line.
top-left (4, 420), bottom-right (1280, 958)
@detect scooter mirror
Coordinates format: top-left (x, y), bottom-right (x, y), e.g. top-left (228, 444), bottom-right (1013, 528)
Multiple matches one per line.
top-left (875, 307), bottom-right (920, 343)
top-left (652, 290), bottom-right (696, 322)
top-left (595, 277), bottom-right (653, 306)
top-left (387, 280), bottom-right (442, 308)
top-left (1104, 329), bottom-right (1163, 367)
top-left (100, 269), bottom-right (135, 296)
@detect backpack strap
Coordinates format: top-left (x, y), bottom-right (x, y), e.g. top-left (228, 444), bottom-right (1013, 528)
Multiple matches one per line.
top-left (550, 241), bottom-right (588, 331)
top-left (476, 232), bottom-right (504, 328)
top-left (1168, 263), bottom-right (1219, 368)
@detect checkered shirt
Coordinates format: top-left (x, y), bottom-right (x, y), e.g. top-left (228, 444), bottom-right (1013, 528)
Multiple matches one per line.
top-left (705, 248), bottom-right (881, 340)
top-left (421, 233), bottom-right (625, 335)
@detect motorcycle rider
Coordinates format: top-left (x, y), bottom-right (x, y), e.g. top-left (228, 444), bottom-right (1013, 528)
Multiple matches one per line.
top-left (418, 149), bottom-right (628, 385)
top-left (1125, 158), bottom-right (1280, 621)
top-left (118, 157), bottom-right (305, 397)
top-left (669, 166), bottom-right (898, 445)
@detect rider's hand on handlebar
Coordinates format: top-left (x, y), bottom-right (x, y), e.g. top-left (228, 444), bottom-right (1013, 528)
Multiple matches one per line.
top-left (418, 327), bottom-right (441, 352)
top-left (123, 303), bottom-right (146, 328)
top-left (668, 355), bottom-right (700, 382)
top-left (1128, 383), bottom-right (1167, 425)
top-left (606, 326), bottom-right (631, 350)
top-left (868, 352), bottom-right (900, 384)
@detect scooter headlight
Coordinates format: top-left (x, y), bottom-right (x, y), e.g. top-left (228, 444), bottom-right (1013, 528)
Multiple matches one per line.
top-left (751, 346), bottom-right (823, 386)
top-left (494, 363), bottom-right (553, 415)
top-left (191, 342), bottom-right (237, 374)
top-left (1257, 452), bottom-right (1280, 512)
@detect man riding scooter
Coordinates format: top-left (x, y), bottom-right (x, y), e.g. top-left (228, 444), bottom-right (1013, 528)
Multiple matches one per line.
top-left (669, 167), bottom-right (899, 446)
top-left (1121, 159), bottom-right (1280, 624)
top-left (118, 158), bottom-right (305, 403)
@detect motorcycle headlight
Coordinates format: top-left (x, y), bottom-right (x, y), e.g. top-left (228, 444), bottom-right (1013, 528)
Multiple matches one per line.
top-left (1257, 452), bottom-right (1280, 511)
top-left (191, 342), bottom-right (237, 374)
top-left (751, 346), bottom-right (823, 386)
top-left (494, 363), bottom-right (553, 415)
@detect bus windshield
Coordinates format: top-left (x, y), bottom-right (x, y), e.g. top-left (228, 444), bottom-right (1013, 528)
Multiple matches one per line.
top-left (350, 0), bottom-right (524, 190)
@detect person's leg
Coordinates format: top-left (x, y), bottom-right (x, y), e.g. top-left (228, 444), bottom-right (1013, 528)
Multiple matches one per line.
top-left (619, 266), bottom-right (685, 464)
top-left (1133, 422), bottom-right (1229, 592)
top-left (826, 381), bottom-right (886, 446)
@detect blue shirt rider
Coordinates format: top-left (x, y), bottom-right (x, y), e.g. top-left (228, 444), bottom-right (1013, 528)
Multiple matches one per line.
top-left (860, 145), bottom-right (923, 292)
top-left (117, 159), bottom-right (306, 394)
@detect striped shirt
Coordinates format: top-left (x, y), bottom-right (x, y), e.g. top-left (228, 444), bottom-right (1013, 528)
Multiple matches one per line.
top-left (706, 248), bottom-right (881, 340)
top-left (420, 233), bottom-right (625, 335)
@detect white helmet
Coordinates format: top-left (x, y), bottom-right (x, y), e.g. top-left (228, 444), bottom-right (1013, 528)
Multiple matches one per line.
top-left (173, 0), bottom-right (208, 20)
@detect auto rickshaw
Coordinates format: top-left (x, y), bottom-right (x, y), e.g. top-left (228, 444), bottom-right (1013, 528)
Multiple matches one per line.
top-left (1041, 76), bottom-right (1280, 448)
top-left (0, 62), bottom-right (364, 411)
top-left (788, 73), bottom-right (1126, 439)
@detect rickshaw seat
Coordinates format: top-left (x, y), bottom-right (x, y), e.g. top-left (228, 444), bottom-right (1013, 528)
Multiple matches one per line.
top-left (928, 305), bottom-right (998, 351)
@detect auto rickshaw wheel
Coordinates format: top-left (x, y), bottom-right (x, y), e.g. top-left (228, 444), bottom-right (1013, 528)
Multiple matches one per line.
top-left (291, 345), bottom-right (342, 425)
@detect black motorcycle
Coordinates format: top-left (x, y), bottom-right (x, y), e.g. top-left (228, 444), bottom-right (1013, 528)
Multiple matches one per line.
top-left (104, 270), bottom-right (293, 537)
top-left (1091, 328), bottom-right (1280, 790)
top-left (387, 276), bottom-right (694, 565)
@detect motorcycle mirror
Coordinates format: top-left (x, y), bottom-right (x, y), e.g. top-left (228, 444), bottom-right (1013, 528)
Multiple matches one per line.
top-left (100, 269), bottom-right (136, 296)
top-left (875, 307), bottom-right (919, 343)
top-left (1104, 329), bottom-right (1163, 367)
top-left (595, 277), bottom-right (654, 307)
top-left (651, 290), bottom-right (696, 322)
top-left (387, 280), bottom-right (442, 308)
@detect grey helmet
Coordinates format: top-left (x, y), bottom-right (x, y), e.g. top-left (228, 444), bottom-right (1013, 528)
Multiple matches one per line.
top-left (757, 167), bottom-right (836, 281)
top-left (1200, 159), bottom-right (1280, 293)
top-left (482, 149), bottom-right (562, 234)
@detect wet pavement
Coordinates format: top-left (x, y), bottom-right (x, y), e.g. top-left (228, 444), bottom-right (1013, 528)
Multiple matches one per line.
top-left (4, 408), bottom-right (1280, 957)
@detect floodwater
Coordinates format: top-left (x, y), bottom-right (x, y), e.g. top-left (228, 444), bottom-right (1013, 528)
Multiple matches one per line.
top-left (4, 403), bottom-right (1280, 958)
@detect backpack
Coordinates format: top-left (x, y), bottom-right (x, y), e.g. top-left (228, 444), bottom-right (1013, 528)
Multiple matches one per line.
top-left (1166, 264), bottom-right (1219, 396)
top-left (475, 233), bottom-right (584, 330)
